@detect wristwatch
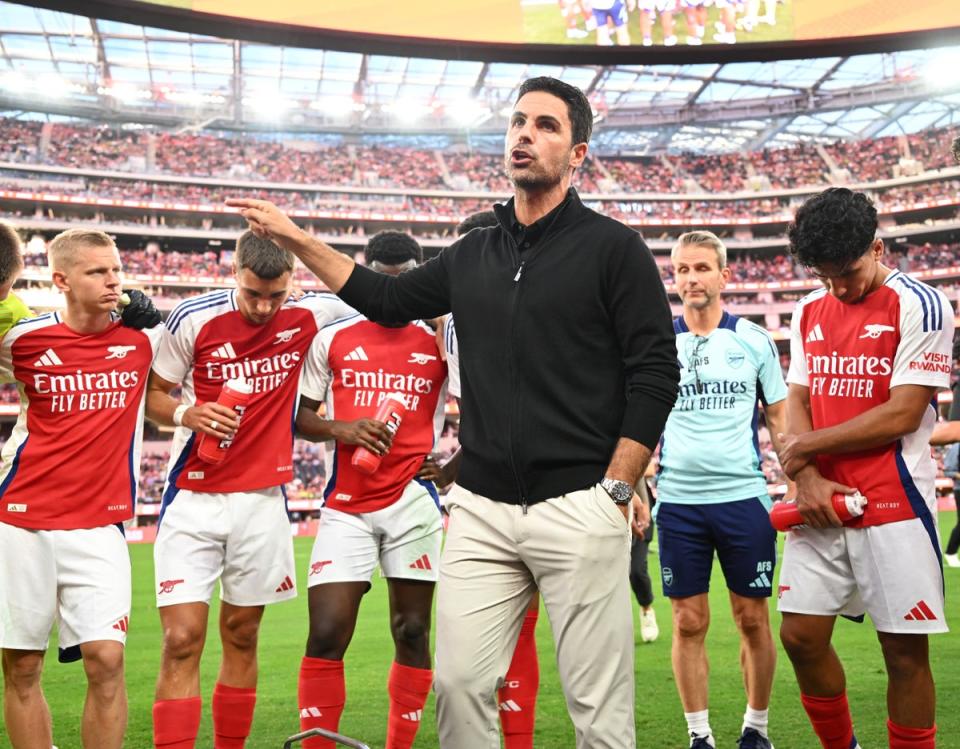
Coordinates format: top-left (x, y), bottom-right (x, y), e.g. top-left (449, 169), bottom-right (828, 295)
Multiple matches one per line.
top-left (600, 477), bottom-right (634, 505)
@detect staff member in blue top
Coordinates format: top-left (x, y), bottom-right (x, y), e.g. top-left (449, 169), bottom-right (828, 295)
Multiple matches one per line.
top-left (655, 230), bottom-right (789, 749)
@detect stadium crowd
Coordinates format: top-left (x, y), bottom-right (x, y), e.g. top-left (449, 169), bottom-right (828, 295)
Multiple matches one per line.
top-left (1, 117), bottom-right (957, 195)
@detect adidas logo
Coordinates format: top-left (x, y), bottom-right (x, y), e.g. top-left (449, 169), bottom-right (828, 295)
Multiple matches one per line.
top-left (211, 342), bottom-right (238, 359)
top-left (275, 575), bottom-right (294, 593)
top-left (904, 600), bottom-right (937, 621)
top-left (401, 710), bottom-right (422, 722)
top-left (112, 616), bottom-right (129, 633)
top-left (409, 554), bottom-right (432, 571)
top-left (34, 348), bottom-right (63, 367)
top-left (300, 706), bottom-right (323, 718)
top-left (805, 324), bottom-right (824, 343)
top-left (499, 700), bottom-right (522, 713)
top-left (748, 573), bottom-right (772, 589)
top-left (344, 346), bottom-right (369, 362)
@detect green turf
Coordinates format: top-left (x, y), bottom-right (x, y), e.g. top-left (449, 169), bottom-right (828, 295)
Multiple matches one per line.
top-left (3, 516), bottom-right (959, 748)
top-left (522, 3), bottom-right (794, 47)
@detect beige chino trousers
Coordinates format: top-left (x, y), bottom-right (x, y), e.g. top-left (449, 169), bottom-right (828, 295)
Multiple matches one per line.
top-left (435, 484), bottom-right (636, 748)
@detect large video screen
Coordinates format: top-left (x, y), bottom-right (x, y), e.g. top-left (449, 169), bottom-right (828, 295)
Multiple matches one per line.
top-left (130, 0), bottom-right (960, 48)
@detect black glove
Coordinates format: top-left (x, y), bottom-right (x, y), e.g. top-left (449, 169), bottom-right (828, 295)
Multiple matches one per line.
top-left (120, 289), bottom-right (162, 330)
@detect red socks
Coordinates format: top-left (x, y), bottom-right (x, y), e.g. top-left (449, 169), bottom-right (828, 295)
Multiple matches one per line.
top-left (499, 607), bottom-right (540, 749)
top-left (385, 662), bottom-right (433, 749)
top-left (888, 719), bottom-right (936, 748)
top-left (153, 696), bottom-right (202, 749)
top-left (212, 682), bottom-right (256, 748)
top-left (298, 656), bottom-right (346, 749)
top-left (800, 693), bottom-right (855, 749)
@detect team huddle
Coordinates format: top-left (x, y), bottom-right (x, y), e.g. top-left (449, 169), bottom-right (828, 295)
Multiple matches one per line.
top-left (0, 76), bottom-right (956, 749)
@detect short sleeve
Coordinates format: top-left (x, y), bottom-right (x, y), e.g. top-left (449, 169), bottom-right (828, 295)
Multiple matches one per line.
top-left (890, 287), bottom-right (954, 390)
top-left (748, 324), bottom-right (787, 405)
top-left (152, 315), bottom-right (196, 385)
top-left (302, 293), bottom-right (356, 329)
top-left (300, 330), bottom-right (333, 402)
top-left (786, 303), bottom-right (809, 387)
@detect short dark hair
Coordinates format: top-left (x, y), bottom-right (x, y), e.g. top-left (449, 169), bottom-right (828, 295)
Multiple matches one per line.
top-left (235, 230), bottom-right (294, 279)
top-left (0, 221), bottom-right (24, 285)
top-left (787, 188), bottom-right (878, 269)
top-left (952, 134), bottom-right (960, 164)
top-left (456, 210), bottom-right (498, 237)
top-left (516, 77), bottom-right (593, 147)
top-left (365, 231), bottom-right (422, 266)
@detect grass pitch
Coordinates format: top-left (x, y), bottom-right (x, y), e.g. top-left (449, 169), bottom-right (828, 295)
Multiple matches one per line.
top-left (4, 517), bottom-right (960, 748)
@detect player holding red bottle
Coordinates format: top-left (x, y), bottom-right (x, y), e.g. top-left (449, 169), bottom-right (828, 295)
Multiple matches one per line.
top-left (294, 232), bottom-right (446, 749)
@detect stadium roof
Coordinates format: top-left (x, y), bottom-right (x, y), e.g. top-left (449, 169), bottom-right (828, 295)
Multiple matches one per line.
top-left (1, 1), bottom-right (959, 154)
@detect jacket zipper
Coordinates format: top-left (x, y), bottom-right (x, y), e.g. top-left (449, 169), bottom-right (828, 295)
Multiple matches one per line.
top-left (506, 247), bottom-right (528, 512)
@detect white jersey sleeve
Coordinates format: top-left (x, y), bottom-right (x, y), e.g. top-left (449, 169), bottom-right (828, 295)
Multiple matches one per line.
top-left (299, 292), bottom-right (356, 329)
top-left (890, 285), bottom-right (954, 390)
top-left (786, 303), bottom-right (809, 387)
top-left (300, 328), bottom-right (334, 403)
top-left (444, 315), bottom-right (461, 400)
top-left (152, 311), bottom-right (197, 385)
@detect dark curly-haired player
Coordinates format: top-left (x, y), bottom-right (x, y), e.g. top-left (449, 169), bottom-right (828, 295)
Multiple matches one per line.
top-left (777, 187), bottom-right (953, 749)
top-left (294, 231), bottom-right (447, 749)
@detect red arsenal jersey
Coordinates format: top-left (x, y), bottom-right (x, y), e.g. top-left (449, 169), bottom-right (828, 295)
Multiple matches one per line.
top-left (0, 313), bottom-right (160, 530)
top-left (787, 271), bottom-right (953, 527)
top-left (153, 290), bottom-right (353, 494)
top-left (301, 316), bottom-right (447, 513)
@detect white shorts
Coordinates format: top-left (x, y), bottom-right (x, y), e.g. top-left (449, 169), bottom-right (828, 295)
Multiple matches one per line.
top-left (308, 482), bottom-right (442, 586)
top-left (0, 522), bottom-right (131, 651)
top-left (777, 517), bottom-right (947, 634)
top-left (155, 486), bottom-right (296, 607)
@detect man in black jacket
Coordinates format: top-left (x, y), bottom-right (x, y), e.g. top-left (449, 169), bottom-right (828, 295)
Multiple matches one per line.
top-left (229, 76), bottom-right (679, 749)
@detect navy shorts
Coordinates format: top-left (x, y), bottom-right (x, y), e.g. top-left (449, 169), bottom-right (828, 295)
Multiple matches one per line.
top-left (593, 1), bottom-right (627, 28)
top-left (655, 497), bottom-right (777, 598)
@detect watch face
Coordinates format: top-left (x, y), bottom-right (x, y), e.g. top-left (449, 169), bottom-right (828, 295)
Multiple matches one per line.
top-left (603, 479), bottom-right (632, 504)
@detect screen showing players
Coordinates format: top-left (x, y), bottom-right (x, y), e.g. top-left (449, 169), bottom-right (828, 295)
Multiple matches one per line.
top-left (113, 0), bottom-right (960, 48)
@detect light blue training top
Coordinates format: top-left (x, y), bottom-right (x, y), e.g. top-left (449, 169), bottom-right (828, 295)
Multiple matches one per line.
top-left (656, 311), bottom-right (787, 506)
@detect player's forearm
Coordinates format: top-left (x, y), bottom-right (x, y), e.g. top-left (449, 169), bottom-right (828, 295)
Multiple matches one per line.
top-left (605, 437), bottom-right (652, 487)
top-left (294, 407), bottom-right (338, 442)
top-left (291, 233), bottom-right (355, 293)
top-left (145, 387), bottom-right (180, 427)
top-left (796, 396), bottom-right (929, 458)
top-left (764, 401), bottom-right (789, 456)
top-left (930, 420), bottom-right (960, 446)
top-left (785, 385), bottom-right (814, 436)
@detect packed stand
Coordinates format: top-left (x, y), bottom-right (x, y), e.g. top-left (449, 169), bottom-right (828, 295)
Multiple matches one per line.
top-left (604, 156), bottom-right (685, 193)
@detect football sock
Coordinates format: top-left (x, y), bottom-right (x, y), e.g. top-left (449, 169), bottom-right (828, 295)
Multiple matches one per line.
top-left (743, 705), bottom-right (769, 737)
top-left (800, 692), bottom-right (855, 749)
top-left (212, 682), bottom-right (256, 749)
top-left (153, 696), bottom-right (201, 749)
top-left (298, 657), bottom-right (346, 749)
top-left (684, 708), bottom-right (712, 740)
top-left (385, 661), bottom-right (433, 749)
top-left (888, 719), bottom-right (936, 748)
top-left (499, 607), bottom-right (540, 749)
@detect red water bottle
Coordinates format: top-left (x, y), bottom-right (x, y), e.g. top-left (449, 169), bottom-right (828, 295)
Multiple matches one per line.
top-left (769, 491), bottom-right (867, 531)
top-left (197, 377), bottom-right (253, 465)
top-left (351, 392), bottom-right (407, 475)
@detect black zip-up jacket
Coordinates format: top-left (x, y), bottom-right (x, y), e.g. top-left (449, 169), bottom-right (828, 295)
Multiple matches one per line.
top-left (338, 189), bottom-right (679, 505)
